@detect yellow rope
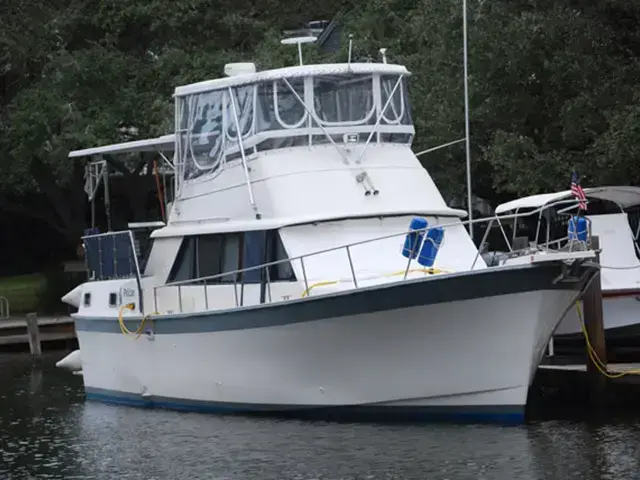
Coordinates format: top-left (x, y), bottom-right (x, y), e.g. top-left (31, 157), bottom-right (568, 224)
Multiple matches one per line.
top-left (383, 267), bottom-right (450, 278)
top-left (301, 281), bottom-right (340, 298)
top-left (576, 302), bottom-right (640, 378)
top-left (118, 304), bottom-right (158, 340)
top-left (300, 267), bottom-right (450, 298)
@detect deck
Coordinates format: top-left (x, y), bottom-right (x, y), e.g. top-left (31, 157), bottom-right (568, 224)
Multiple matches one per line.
top-left (0, 315), bottom-right (76, 350)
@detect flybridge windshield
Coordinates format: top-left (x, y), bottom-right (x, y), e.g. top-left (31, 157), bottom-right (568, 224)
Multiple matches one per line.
top-left (176, 73), bottom-right (414, 181)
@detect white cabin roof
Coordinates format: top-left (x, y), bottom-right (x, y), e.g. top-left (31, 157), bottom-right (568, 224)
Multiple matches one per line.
top-left (152, 207), bottom-right (468, 239)
top-left (68, 134), bottom-right (175, 158)
top-left (495, 186), bottom-right (640, 214)
top-left (173, 63), bottom-right (411, 97)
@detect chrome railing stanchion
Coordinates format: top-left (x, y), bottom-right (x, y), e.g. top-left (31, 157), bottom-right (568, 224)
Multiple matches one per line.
top-left (240, 274), bottom-right (245, 307)
top-left (265, 265), bottom-right (273, 302)
top-left (471, 218), bottom-right (493, 270)
top-left (345, 246), bottom-right (358, 288)
top-left (233, 278), bottom-right (239, 307)
top-left (153, 287), bottom-right (158, 313)
top-left (300, 256), bottom-right (310, 296)
top-left (204, 278), bottom-right (209, 310)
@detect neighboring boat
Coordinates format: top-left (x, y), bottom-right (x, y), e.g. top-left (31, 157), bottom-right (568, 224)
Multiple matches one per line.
top-left (492, 186), bottom-right (640, 339)
top-left (63, 54), bottom-right (597, 423)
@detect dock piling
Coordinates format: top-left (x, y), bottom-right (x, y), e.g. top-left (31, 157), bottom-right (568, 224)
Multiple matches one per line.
top-left (26, 312), bottom-right (43, 362)
top-left (582, 235), bottom-right (606, 405)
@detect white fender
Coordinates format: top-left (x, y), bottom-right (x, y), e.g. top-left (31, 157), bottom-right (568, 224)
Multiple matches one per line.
top-left (61, 285), bottom-right (83, 308)
top-left (56, 350), bottom-right (82, 372)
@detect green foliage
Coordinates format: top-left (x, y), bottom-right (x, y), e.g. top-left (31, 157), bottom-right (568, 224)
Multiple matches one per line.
top-left (35, 269), bottom-right (84, 314)
top-left (0, 271), bottom-right (83, 314)
top-left (1, 0), bottom-right (639, 235)
top-left (341, 0), bottom-right (640, 198)
top-left (0, 274), bottom-right (47, 314)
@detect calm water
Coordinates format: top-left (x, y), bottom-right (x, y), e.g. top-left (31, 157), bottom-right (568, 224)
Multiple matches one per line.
top-left (2, 353), bottom-right (640, 479)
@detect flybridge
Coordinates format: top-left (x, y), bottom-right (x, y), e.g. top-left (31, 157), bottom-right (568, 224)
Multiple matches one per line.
top-left (69, 44), bottom-right (418, 221)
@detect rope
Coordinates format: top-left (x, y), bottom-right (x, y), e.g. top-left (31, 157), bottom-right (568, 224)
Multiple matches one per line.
top-left (301, 280), bottom-right (340, 298)
top-left (575, 301), bottom-right (640, 378)
top-left (118, 304), bottom-right (158, 340)
top-left (300, 267), bottom-right (450, 298)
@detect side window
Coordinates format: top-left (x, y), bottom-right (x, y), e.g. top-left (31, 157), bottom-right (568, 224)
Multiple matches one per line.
top-left (243, 231), bottom-right (267, 284)
top-left (197, 235), bottom-right (223, 278)
top-left (195, 233), bottom-right (241, 284)
top-left (167, 231), bottom-right (296, 283)
top-left (168, 237), bottom-right (197, 282)
top-left (269, 232), bottom-right (296, 281)
top-left (219, 233), bottom-right (242, 283)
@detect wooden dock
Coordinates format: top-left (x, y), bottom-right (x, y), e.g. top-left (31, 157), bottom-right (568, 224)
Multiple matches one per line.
top-left (0, 315), bottom-right (77, 351)
top-left (540, 363), bottom-right (640, 381)
top-left (529, 361), bottom-right (640, 418)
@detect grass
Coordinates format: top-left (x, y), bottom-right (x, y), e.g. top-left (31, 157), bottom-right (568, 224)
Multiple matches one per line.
top-left (0, 273), bottom-right (47, 315)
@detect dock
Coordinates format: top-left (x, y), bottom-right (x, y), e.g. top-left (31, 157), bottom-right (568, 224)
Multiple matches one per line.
top-left (539, 362), bottom-right (640, 385)
top-left (0, 315), bottom-right (77, 352)
top-left (529, 360), bottom-right (640, 419)
top-left (540, 363), bottom-right (640, 374)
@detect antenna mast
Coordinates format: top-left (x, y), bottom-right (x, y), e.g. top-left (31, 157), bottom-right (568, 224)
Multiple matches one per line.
top-left (280, 36), bottom-right (317, 66)
top-left (379, 48), bottom-right (388, 64)
top-left (463, 0), bottom-right (473, 240)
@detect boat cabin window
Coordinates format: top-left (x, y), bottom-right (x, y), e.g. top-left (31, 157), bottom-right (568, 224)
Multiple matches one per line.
top-left (313, 74), bottom-right (375, 124)
top-left (108, 293), bottom-right (118, 307)
top-left (168, 230), bottom-right (296, 284)
top-left (177, 72), bottom-right (414, 180)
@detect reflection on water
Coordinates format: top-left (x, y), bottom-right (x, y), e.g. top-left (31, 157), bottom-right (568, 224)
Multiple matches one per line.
top-left (2, 352), bottom-right (640, 479)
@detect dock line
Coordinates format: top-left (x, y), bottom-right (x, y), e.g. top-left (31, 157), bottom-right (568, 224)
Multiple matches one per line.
top-left (576, 301), bottom-right (640, 378)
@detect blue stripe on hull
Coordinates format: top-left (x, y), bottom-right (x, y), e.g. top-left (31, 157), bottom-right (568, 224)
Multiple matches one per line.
top-left (85, 390), bottom-right (525, 425)
top-left (74, 261), bottom-right (592, 335)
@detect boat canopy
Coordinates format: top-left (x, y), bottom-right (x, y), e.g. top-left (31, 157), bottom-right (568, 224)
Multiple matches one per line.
top-left (68, 134), bottom-right (175, 158)
top-left (173, 63), bottom-right (411, 96)
top-left (495, 186), bottom-right (640, 215)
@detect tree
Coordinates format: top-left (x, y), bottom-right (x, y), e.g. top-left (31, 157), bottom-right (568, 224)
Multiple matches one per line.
top-left (341, 0), bottom-right (640, 200)
top-left (1, 0), bottom-right (640, 257)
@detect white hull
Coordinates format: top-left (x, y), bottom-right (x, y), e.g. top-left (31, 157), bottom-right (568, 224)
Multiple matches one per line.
top-left (555, 293), bottom-right (640, 337)
top-left (74, 267), bottom-right (585, 423)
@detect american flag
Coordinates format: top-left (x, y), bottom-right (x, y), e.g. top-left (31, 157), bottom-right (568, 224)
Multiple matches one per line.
top-left (571, 171), bottom-right (587, 210)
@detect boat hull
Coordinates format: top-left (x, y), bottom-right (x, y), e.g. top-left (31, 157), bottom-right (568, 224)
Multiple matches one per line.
top-left (73, 263), bottom-right (592, 424)
top-left (554, 291), bottom-right (640, 338)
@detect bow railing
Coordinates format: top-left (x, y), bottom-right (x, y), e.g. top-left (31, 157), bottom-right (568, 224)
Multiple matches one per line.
top-left (150, 201), bottom-right (595, 315)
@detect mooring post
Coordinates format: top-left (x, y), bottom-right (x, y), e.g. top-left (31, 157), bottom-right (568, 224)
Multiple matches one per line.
top-left (582, 235), bottom-right (606, 406)
top-left (26, 312), bottom-right (42, 363)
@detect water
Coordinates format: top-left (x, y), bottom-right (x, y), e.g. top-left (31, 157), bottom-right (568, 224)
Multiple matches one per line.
top-left (2, 353), bottom-right (640, 480)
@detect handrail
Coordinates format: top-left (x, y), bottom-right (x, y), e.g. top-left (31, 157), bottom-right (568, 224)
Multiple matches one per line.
top-left (0, 296), bottom-right (9, 319)
top-left (147, 198), bottom-right (598, 315)
top-left (160, 201), bottom-right (592, 291)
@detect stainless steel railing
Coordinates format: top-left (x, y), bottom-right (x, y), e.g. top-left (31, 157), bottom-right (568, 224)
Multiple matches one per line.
top-left (152, 202), bottom-right (595, 314)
